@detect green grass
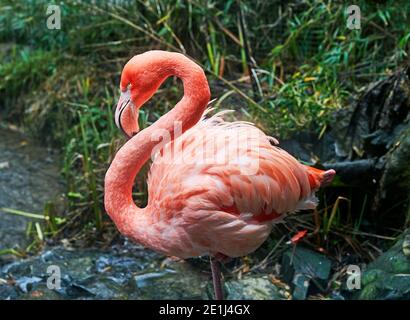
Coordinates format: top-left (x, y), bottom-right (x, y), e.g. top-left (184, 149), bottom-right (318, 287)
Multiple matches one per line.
top-left (0, 0), bottom-right (409, 256)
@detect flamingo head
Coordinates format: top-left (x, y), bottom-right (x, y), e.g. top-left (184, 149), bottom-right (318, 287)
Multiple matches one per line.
top-left (114, 87), bottom-right (140, 139)
top-left (115, 52), bottom-right (174, 139)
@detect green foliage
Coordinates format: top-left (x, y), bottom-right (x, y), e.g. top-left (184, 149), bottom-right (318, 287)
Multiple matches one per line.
top-left (0, 48), bottom-right (55, 92)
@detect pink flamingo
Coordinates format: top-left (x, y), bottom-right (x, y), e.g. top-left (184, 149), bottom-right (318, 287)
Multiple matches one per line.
top-left (105, 50), bottom-right (335, 299)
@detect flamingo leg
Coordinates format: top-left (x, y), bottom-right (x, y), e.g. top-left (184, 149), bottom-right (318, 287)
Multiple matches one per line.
top-left (210, 256), bottom-right (224, 300)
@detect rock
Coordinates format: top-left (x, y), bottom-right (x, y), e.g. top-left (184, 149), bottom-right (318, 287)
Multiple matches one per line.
top-left (0, 284), bottom-right (19, 300)
top-left (0, 245), bottom-right (210, 300)
top-left (333, 67), bottom-right (410, 161)
top-left (280, 131), bottom-right (336, 164)
top-left (224, 276), bottom-right (287, 300)
top-left (331, 67), bottom-right (410, 220)
top-left (0, 161), bottom-right (9, 170)
top-left (357, 229), bottom-right (410, 300)
top-left (134, 266), bottom-right (208, 300)
top-left (377, 125), bottom-right (410, 221)
top-left (15, 276), bottom-right (42, 293)
top-left (281, 246), bottom-right (331, 300)
top-left (0, 245), bottom-right (288, 300)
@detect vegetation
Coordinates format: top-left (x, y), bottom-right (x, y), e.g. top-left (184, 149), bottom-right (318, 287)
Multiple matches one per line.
top-left (1, 0), bottom-right (409, 269)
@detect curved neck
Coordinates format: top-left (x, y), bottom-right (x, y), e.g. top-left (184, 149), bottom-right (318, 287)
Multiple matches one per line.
top-left (104, 52), bottom-right (210, 235)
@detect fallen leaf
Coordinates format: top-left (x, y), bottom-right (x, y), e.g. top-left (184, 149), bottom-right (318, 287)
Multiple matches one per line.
top-left (287, 229), bottom-right (308, 244)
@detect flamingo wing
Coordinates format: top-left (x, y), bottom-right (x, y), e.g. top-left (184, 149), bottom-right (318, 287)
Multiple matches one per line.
top-left (141, 110), bottom-right (332, 258)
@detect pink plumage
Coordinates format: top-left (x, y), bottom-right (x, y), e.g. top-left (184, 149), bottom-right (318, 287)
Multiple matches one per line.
top-left (137, 110), bottom-right (327, 258)
top-left (104, 50), bottom-right (335, 298)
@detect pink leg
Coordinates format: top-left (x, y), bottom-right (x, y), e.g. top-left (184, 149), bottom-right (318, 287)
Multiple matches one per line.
top-left (210, 256), bottom-right (224, 300)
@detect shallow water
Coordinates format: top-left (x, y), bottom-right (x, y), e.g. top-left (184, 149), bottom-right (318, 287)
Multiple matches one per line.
top-left (0, 127), bottom-right (64, 259)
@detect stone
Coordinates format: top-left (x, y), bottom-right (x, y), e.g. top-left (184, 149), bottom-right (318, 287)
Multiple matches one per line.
top-left (356, 229), bottom-right (410, 300)
top-left (281, 246), bottom-right (331, 300)
top-left (224, 275), bottom-right (287, 300)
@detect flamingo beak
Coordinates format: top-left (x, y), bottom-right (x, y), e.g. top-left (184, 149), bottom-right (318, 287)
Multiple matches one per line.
top-left (114, 97), bottom-right (131, 139)
top-left (114, 89), bottom-right (139, 140)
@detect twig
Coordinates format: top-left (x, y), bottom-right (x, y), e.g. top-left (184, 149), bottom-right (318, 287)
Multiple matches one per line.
top-left (250, 235), bottom-right (286, 271)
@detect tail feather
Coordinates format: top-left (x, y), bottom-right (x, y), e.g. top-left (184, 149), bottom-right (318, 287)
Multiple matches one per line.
top-left (321, 169), bottom-right (336, 187)
top-left (306, 166), bottom-right (336, 189)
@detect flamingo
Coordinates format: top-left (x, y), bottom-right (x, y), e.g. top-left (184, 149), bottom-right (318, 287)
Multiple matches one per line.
top-left (104, 50), bottom-right (335, 300)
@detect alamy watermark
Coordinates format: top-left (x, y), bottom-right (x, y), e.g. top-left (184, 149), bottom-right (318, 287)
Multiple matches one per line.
top-left (346, 5), bottom-right (361, 30)
top-left (46, 265), bottom-right (61, 290)
top-left (346, 264), bottom-right (361, 290)
top-left (46, 5), bottom-right (61, 30)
